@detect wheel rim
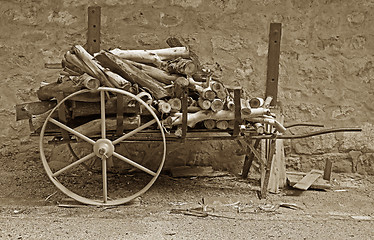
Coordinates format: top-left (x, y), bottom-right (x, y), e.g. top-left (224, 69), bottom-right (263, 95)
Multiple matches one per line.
top-left (40, 87), bottom-right (166, 206)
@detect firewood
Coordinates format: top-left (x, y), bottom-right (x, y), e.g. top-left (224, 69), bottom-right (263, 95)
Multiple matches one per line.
top-left (61, 58), bottom-right (84, 75)
top-left (130, 60), bottom-right (179, 85)
top-left (109, 48), bottom-right (163, 67)
top-left (73, 116), bottom-right (140, 136)
top-left (165, 37), bottom-right (201, 72)
top-left (198, 97), bottom-right (211, 110)
top-left (211, 99), bottom-right (224, 112)
top-left (254, 122), bottom-right (264, 134)
top-left (64, 51), bottom-right (96, 77)
top-left (37, 78), bottom-right (82, 101)
top-left (226, 97), bottom-right (235, 111)
top-left (103, 69), bottom-right (131, 89)
top-left (204, 119), bottom-right (216, 129)
top-left (168, 98), bottom-right (182, 111)
top-left (263, 96), bottom-right (273, 108)
top-left (72, 73), bottom-right (100, 90)
top-left (249, 97), bottom-right (264, 108)
top-left (240, 99), bottom-right (251, 115)
top-left (216, 120), bottom-right (229, 130)
top-left (216, 90), bottom-right (227, 100)
top-left (71, 45), bottom-right (114, 88)
top-left (158, 100), bottom-right (171, 114)
top-left (165, 57), bottom-right (197, 76)
top-left (95, 51), bottom-right (170, 99)
top-left (110, 46), bottom-right (189, 62)
top-left (211, 81), bottom-right (224, 93)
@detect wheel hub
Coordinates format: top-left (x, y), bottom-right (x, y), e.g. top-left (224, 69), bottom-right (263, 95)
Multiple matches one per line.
top-left (93, 139), bottom-right (114, 158)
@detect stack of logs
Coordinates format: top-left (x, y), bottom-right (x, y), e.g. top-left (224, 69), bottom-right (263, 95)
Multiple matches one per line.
top-left (35, 42), bottom-right (286, 135)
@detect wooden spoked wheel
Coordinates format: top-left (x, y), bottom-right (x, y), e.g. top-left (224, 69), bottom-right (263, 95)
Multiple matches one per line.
top-left (39, 87), bottom-right (166, 206)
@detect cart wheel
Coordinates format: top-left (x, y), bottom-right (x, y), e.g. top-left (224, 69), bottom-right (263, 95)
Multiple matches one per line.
top-left (40, 87), bottom-right (166, 206)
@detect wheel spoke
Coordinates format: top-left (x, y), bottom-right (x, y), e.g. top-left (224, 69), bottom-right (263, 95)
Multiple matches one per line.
top-left (112, 119), bottom-right (156, 145)
top-left (102, 157), bottom-right (108, 203)
top-left (112, 152), bottom-right (156, 176)
top-left (52, 152), bottom-right (96, 177)
top-left (49, 118), bottom-right (95, 145)
top-left (100, 90), bottom-right (106, 139)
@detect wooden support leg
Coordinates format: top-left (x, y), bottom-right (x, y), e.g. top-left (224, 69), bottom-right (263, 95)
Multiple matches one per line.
top-left (260, 138), bottom-right (276, 199)
top-left (241, 139), bottom-right (261, 179)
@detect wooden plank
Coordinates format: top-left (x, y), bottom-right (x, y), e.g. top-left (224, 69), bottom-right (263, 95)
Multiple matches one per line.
top-left (287, 172), bottom-right (331, 190)
top-left (265, 23), bottom-right (282, 106)
top-left (260, 138), bottom-right (276, 199)
top-left (292, 170), bottom-right (323, 190)
top-left (323, 159), bottom-right (332, 180)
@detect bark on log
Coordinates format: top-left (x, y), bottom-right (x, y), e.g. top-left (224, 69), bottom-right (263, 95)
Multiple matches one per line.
top-left (216, 120), bottom-right (229, 130)
top-left (73, 116), bottom-right (140, 136)
top-left (198, 97), bottom-right (211, 110)
top-left (37, 79), bottom-right (82, 101)
top-left (71, 73), bottom-right (100, 90)
top-left (103, 69), bottom-right (132, 89)
top-left (95, 51), bottom-right (170, 99)
top-left (168, 98), bottom-right (182, 111)
top-left (130, 60), bottom-right (179, 85)
top-left (110, 47), bottom-right (189, 62)
top-left (71, 45), bottom-right (114, 87)
top-left (204, 119), bottom-right (216, 129)
top-left (249, 97), bottom-right (264, 108)
top-left (165, 57), bottom-right (197, 76)
top-left (211, 99), bottom-right (224, 112)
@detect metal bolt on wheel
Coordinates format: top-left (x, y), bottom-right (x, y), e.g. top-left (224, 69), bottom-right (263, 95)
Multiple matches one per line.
top-left (39, 87), bottom-right (166, 206)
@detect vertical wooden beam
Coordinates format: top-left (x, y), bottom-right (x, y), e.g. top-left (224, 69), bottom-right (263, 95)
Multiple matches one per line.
top-left (116, 94), bottom-right (124, 137)
top-left (265, 23), bottom-right (282, 106)
top-left (233, 88), bottom-right (242, 137)
top-left (181, 88), bottom-right (188, 139)
top-left (87, 6), bottom-right (101, 55)
top-left (241, 139), bottom-right (261, 179)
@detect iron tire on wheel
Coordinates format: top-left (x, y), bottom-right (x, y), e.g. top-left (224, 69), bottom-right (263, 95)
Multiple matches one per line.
top-left (39, 87), bottom-right (166, 206)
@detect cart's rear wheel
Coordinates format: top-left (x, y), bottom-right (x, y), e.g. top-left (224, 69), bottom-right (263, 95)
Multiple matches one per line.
top-left (40, 87), bottom-right (166, 206)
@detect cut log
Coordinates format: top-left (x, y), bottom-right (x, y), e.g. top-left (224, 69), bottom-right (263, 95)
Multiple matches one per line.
top-left (165, 57), bottom-right (197, 76)
top-left (197, 98), bottom-right (211, 110)
top-left (168, 98), bottom-right (182, 111)
top-left (74, 116), bottom-right (140, 136)
top-left (240, 99), bottom-right (251, 115)
top-left (37, 78), bottom-right (82, 101)
top-left (157, 100), bottom-right (171, 114)
top-left (110, 46), bottom-right (189, 62)
top-left (216, 90), bottom-right (227, 100)
top-left (216, 120), bottom-right (229, 130)
top-left (64, 51), bottom-right (96, 77)
top-left (249, 97), bottom-right (264, 108)
top-left (211, 81), bottom-right (224, 93)
top-left (71, 73), bottom-right (100, 90)
top-left (109, 48), bottom-right (163, 67)
top-left (204, 119), bottom-right (216, 129)
top-left (71, 45), bottom-right (114, 87)
top-left (211, 99), bottom-right (224, 112)
top-left (95, 51), bottom-right (170, 99)
top-left (103, 69), bottom-right (132, 89)
top-left (130, 60), bottom-right (179, 85)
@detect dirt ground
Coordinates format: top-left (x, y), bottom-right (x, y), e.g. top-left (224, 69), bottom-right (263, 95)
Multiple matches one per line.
top-left (1, 148), bottom-right (374, 240)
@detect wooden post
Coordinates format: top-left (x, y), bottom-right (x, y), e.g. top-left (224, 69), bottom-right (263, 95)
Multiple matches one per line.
top-left (87, 6), bottom-right (101, 55)
top-left (241, 139), bottom-right (261, 179)
top-left (265, 23), bottom-right (282, 106)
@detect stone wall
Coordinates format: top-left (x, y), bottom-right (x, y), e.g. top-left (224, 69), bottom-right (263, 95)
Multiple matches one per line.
top-left (1, 0), bottom-right (373, 174)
